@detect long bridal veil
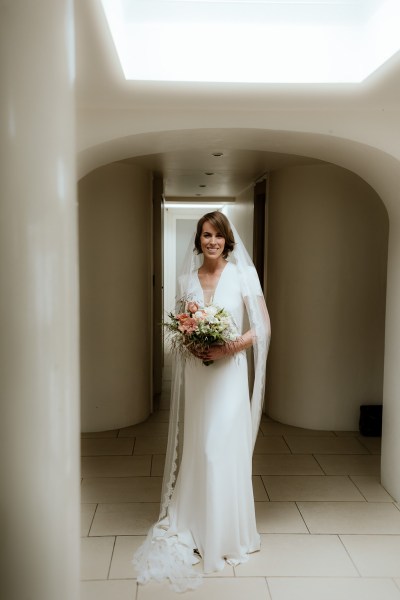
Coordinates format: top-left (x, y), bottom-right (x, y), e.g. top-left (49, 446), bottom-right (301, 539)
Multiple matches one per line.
top-left (133, 214), bottom-right (271, 591)
top-left (160, 217), bottom-right (271, 519)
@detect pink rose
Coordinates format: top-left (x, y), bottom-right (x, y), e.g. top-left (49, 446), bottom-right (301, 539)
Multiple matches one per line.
top-left (178, 317), bottom-right (198, 334)
top-left (176, 312), bottom-right (189, 322)
top-left (186, 301), bottom-right (199, 314)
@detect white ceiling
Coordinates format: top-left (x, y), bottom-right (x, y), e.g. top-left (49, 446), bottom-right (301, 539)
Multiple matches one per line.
top-left (75, 0), bottom-right (400, 197)
top-left (123, 150), bottom-right (321, 197)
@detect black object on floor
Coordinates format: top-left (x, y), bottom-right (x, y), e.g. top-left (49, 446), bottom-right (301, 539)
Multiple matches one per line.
top-left (359, 404), bottom-right (382, 437)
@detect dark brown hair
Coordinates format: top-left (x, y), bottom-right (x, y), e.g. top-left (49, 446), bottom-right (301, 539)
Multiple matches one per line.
top-left (194, 211), bottom-right (235, 259)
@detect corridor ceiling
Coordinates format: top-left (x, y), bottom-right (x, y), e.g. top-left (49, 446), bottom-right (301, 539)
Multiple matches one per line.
top-left (76, 0), bottom-right (400, 197)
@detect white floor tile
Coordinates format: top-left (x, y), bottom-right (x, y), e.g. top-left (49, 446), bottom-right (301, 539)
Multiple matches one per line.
top-left (254, 454), bottom-right (324, 476)
top-left (119, 422), bottom-right (169, 437)
top-left (253, 475), bottom-right (269, 501)
top-left (263, 475), bottom-right (364, 501)
top-left (81, 455), bottom-right (151, 477)
top-left (81, 536), bottom-right (115, 580)
top-left (151, 454), bottom-right (165, 476)
top-left (90, 502), bottom-right (159, 536)
top-left (234, 534), bottom-right (357, 576)
top-left (298, 502), bottom-right (400, 534)
top-left (81, 438), bottom-right (135, 456)
top-left (81, 580), bottom-right (136, 600)
top-left (133, 437), bottom-right (168, 454)
top-left (267, 577), bottom-right (400, 600)
top-left (341, 535), bottom-right (400, 577)
top-left (350, 476), bottom-right (394, 502)
top-left (260, 421), bottom-right (335, 437)
top-left (81, 503), bottom-right (97, 536)
top-left (81, 476), bottom-right (162, 503)
top-left (137, 577), bottom-right (270, 600)
top-left (314, 454), bottom-right (381, 475)
top-left (81, 430), bottom-right (119, 439)
top-left (358, 436), bottom-right (382, 454)
top-left (255, 501), bottom-right (308, 533)
top-left (254, 436), bottom-right (291, 454)
top-left (285, 436), bottom-right (369, 455)
top-left (78, 400), bottom-right (392, 596)
top-left (109, 535), bottom-right (145, 579)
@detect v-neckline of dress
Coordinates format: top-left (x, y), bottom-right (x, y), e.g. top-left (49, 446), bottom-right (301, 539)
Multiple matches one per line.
top-left (196, 261), bottom-right (230, 306)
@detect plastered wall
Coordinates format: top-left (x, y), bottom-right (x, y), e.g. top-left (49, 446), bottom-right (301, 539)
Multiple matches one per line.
top-left (266, 163), bottom-right (388, 430)
top-left (79, 162), bottom-right (152, 431)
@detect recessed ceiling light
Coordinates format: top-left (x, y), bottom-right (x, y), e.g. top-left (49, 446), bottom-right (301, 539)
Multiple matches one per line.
top-left (212, 152), bottom-right (223, 157)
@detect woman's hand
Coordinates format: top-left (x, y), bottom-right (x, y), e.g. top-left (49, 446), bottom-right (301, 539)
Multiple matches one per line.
top-left (200, 330), bottom-right (256, 362)
top-left (187, 342), bottom-right (227, 362)
top-left (200, 344), bottom-right (229, 362)
top-left (187, 345), bottom-right (221, 361)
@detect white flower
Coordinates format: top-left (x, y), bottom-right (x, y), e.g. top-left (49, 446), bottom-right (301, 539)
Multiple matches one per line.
top-left (204, 305), bottom-right (218, 316)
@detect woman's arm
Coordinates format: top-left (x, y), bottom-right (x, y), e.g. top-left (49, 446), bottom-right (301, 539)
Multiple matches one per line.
top-left (196, 329), bottom-right (255, 362)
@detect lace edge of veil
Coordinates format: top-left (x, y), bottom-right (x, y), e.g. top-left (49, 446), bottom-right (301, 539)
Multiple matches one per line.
top-left (133, 214), bottom-right (270, 591)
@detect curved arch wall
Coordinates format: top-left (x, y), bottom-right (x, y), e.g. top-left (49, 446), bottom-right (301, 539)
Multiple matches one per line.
top-left (79, 162), bottom-right (152, 432)
top-left (266, 163), bottom-right (388, 430)
top-left (76, 127), bottom-right (400, 500)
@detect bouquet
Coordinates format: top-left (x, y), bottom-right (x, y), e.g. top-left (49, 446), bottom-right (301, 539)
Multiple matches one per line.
top-left (164, 299), bottom-right (239, 366)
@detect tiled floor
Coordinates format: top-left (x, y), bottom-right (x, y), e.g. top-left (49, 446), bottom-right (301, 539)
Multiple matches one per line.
top-left (81, 375), bottom-right (400, 600)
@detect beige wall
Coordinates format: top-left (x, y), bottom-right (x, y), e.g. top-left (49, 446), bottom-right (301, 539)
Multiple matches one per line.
top-left (382, 217), bottom-right (400, 500)
top-left (226, 185), bottom-right (254, 256)
top-left (79, 162), bottom-right (152, 432)
top-left (266, 163), bottom-right (388, 430)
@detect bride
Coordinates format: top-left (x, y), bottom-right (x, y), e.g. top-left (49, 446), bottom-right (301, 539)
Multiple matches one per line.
top-left (133, 211), bottom-right (271, 591)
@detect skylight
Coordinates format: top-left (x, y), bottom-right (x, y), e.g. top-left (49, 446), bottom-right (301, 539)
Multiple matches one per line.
top-left (100, 0), bottom-right (400, 83)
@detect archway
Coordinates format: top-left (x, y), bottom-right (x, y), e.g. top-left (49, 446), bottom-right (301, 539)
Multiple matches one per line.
top-left (77, 127), bottom-right (400, 501)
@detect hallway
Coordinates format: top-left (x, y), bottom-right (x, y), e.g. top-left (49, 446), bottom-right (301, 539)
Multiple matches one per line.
top-left (3, 2), bottom-right (400, 599)
top-left (81, 372), bottom-right (400, 600)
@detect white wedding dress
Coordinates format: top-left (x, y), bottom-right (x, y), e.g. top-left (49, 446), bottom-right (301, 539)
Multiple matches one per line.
top-left (133, 261), bottom-right (264, 590)
top-left (167, 261), bottom-right (260, 572)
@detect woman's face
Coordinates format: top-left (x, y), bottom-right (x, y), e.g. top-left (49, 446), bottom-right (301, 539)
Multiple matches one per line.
top-left (200, 221), bottom-right (226, 260)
